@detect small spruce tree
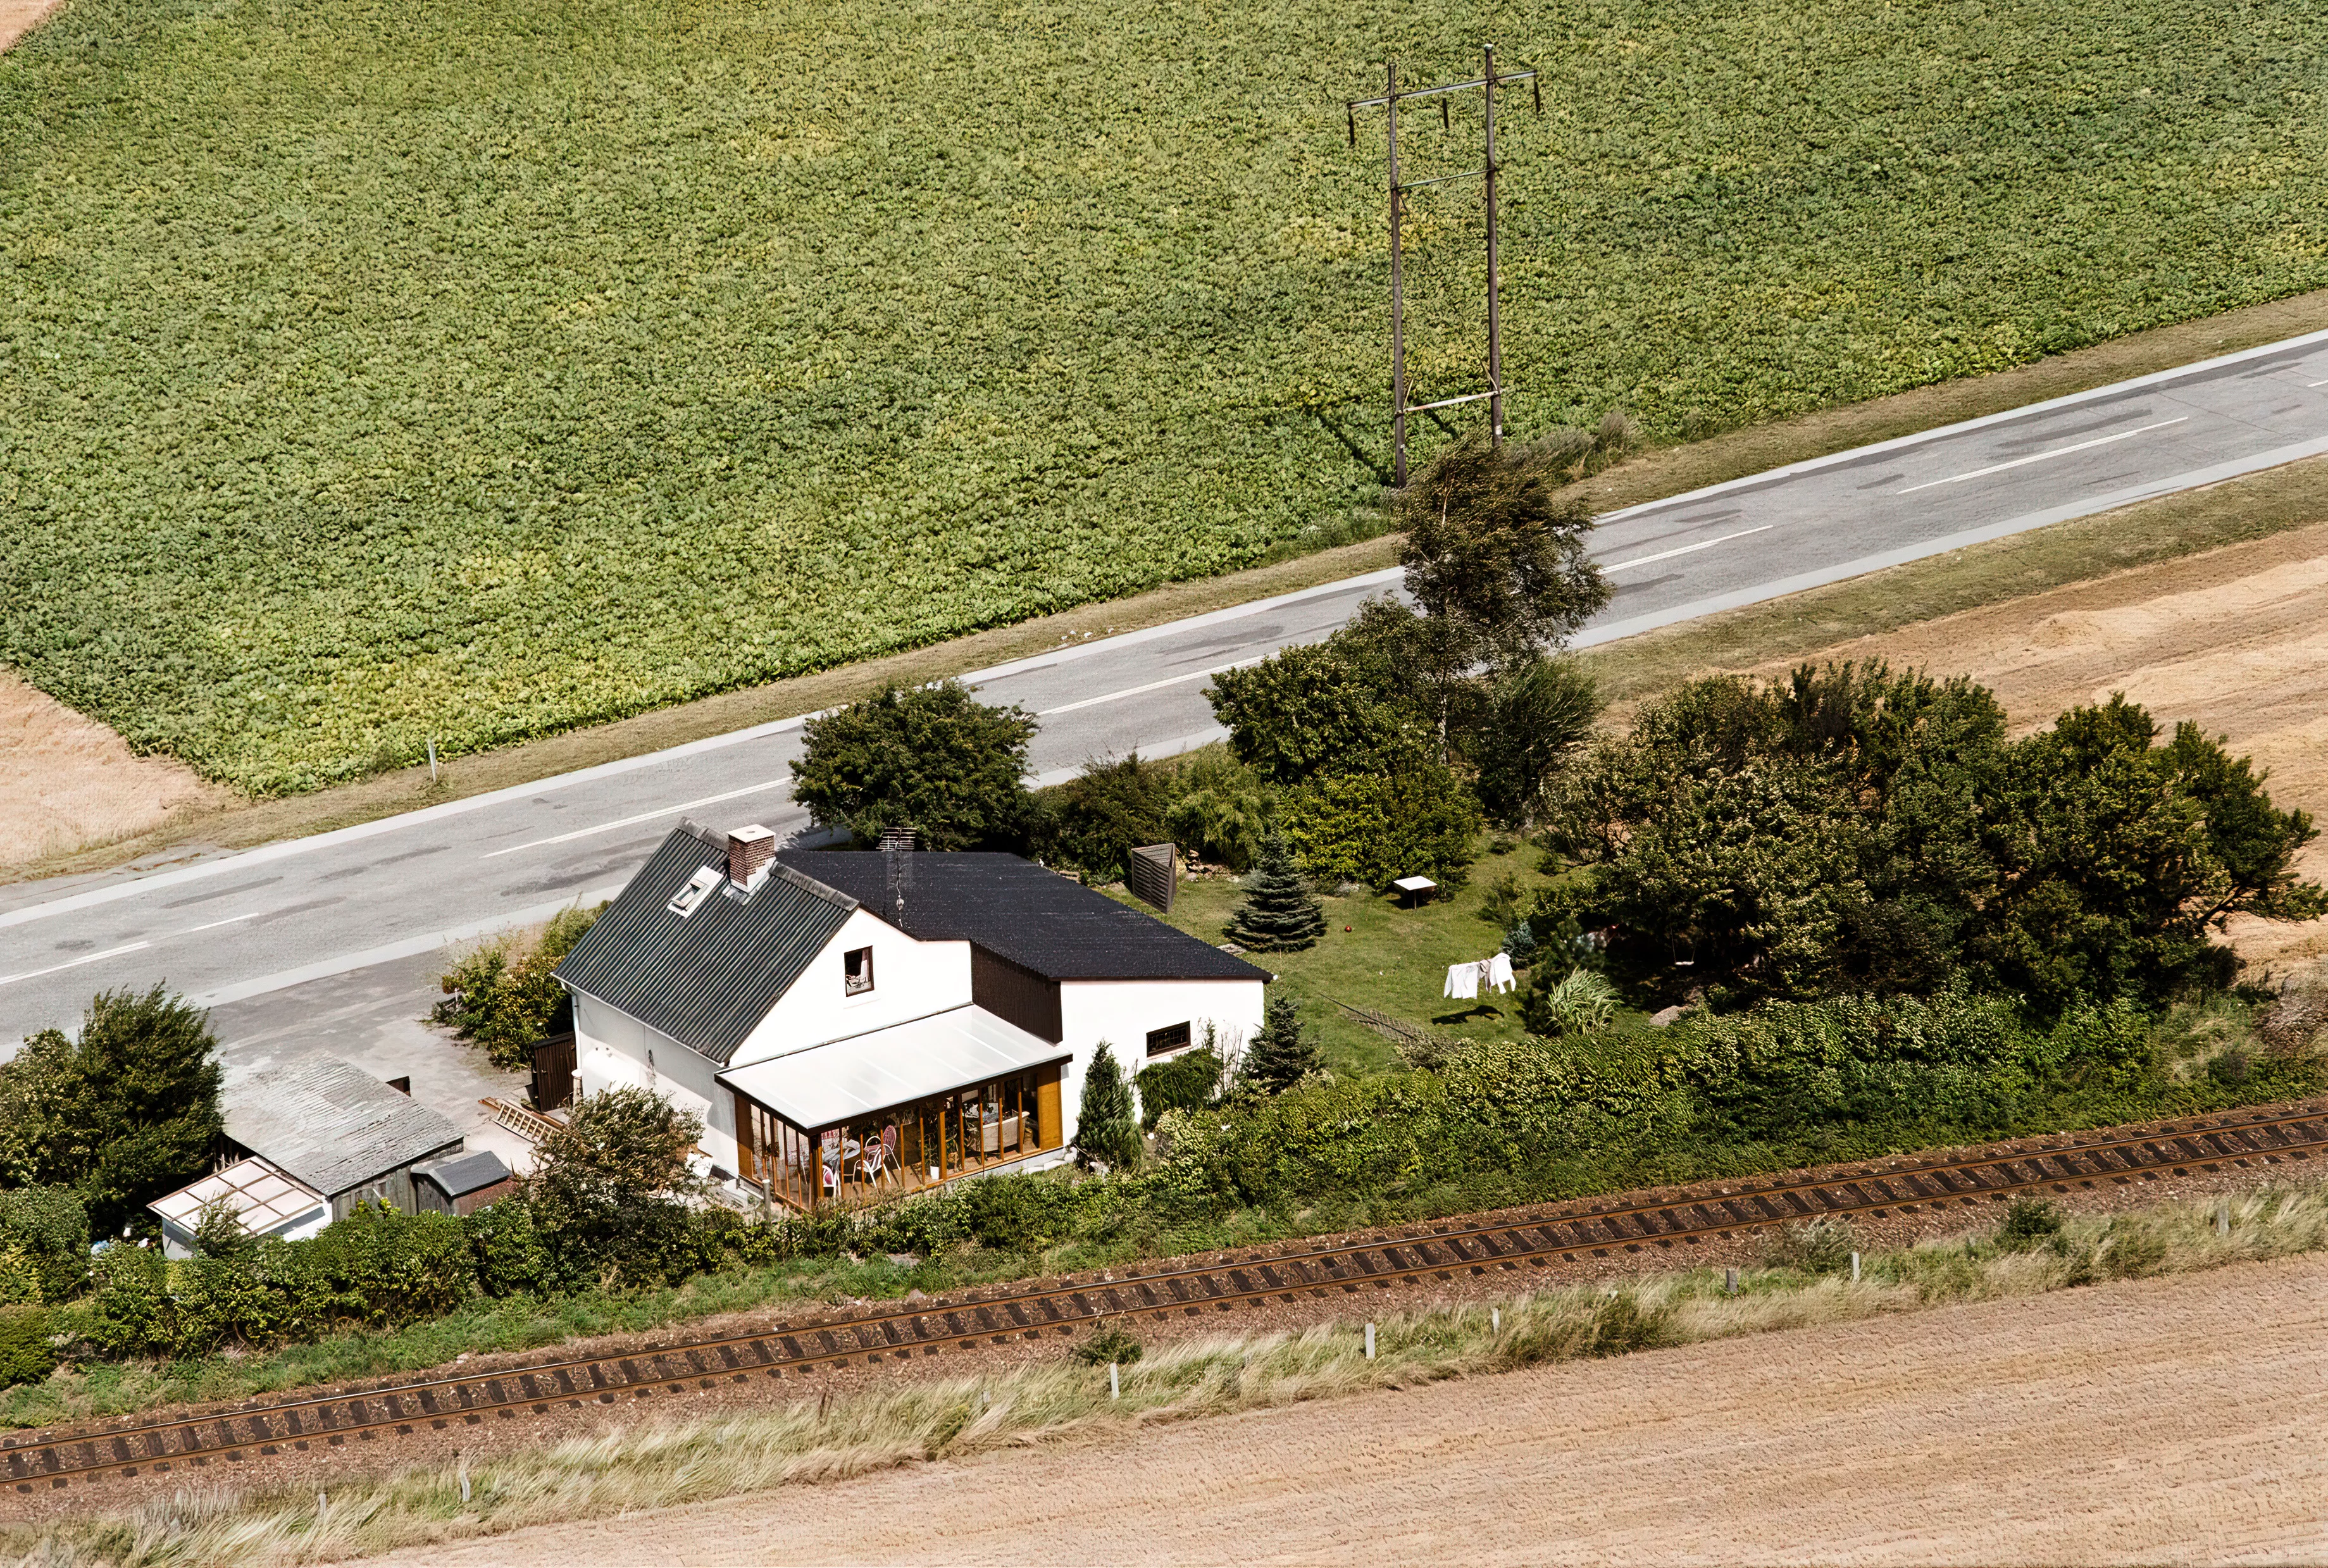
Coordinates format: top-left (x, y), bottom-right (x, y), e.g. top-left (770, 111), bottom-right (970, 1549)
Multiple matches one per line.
top-left (1242, 993), bottom-right (1323, 1094)
top-left (1224, 830), bottom-right (1326, 952)
top-left (1074, 1041), bottom-right (1142, 1172)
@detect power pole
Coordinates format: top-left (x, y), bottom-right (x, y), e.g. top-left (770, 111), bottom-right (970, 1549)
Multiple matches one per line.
top-left (1348, 48), bottom-right (1541, 485)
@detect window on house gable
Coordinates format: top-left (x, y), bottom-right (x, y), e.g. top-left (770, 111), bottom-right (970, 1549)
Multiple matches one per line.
top-left (1145, 1021), bottom-right (1192, 1058)
top-left (844, 946), bottom-right (875, 996)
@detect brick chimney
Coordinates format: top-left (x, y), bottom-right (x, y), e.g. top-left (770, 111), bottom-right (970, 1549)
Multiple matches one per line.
top-left (727, 824), bottom-right (776, 888)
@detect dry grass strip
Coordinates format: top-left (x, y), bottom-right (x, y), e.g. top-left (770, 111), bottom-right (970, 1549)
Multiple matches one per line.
top-left (7, 1183), bottom-right (2326, 1565)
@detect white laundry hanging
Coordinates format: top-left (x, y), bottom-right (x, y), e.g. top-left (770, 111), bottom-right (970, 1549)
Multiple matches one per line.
top-left (1486, 952), bottom-right (1516, 993)
top-left (1443, 962), bottom-right (1479, 1000)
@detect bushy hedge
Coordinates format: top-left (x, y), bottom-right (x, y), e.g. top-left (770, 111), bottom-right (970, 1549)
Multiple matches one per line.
top-left (76, 1197), bottom-right (786, 1363)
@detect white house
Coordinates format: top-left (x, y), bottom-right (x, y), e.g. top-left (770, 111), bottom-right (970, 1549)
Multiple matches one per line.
top-left (553, 821), bottom-right (1269, 1210)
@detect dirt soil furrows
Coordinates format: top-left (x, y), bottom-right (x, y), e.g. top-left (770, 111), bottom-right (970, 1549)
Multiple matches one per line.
top-left (378, 1250), bottom-right (2328, 1567)
top-left (1767, 519), bottom-right (2328, 969)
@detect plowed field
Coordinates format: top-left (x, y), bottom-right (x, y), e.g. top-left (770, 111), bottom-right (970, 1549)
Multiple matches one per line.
top-left (377, 1251), bottom-right (2328, 1566)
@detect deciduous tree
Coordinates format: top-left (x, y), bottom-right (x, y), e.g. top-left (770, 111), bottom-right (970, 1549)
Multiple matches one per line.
top-left (792, 681), bottom-right (1037, 850)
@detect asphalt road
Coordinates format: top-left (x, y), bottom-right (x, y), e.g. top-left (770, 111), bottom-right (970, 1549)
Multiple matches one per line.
top-left (10, 324), bottom-right (2328, 1047)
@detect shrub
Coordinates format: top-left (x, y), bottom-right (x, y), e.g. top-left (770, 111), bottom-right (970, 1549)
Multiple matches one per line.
top-left (1073, 1320), bottom-right (1143, 1366)
top-left (464, 1193), bottom-right (554, 1297)
top-left (1994, 1197), bottom-right (2065, 1253)
top-left (1522, 969), bottom-right (1619, 1038)
top-left (1135, 1047), bottom-right (1224, 1131)
top-left (0, 1185), bottom-right (90, 1305)
top-left (1278, 764), bottom-right (1480, 890)
top-left (955, 1174), bottom-right (1076, 1254)
top-left (1765, 1216), bottom-right (1858, 1274)
top-left (526, 1087), bottom-right (704, 1287)
top-left (433, 904), bottom-right (602, 1069)
top-left (0, 1304), bottom-right (56, 1390)
top-left (1042, 754), bottom-right (1167, 883)
top-left (84, 1244), bottom-right (170, 1358)
top-left (1161, 750), bottom-right (1273, 872)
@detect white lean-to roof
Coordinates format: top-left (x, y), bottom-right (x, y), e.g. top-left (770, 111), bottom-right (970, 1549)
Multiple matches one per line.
top-left (150, 1157), bottom-right (328, 1237)
top-left (719, 1005), bottom-right (1067, 1130)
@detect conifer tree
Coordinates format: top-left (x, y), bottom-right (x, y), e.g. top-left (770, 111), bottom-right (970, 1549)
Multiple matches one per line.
top-left (1224, 830), bottom-right (1326, 952)
top-left (1241, 993), bottom-right (1323, 1094)
top-left (1074, 1041), bottom-right (1142, 1172)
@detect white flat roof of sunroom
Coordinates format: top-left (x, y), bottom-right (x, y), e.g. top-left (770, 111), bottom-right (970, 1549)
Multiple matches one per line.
top-left (718, 1005), bottom-right (1067, 1131)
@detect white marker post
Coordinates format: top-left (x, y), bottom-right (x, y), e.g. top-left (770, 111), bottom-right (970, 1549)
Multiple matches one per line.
top-left (1850, 1252), bottom-right (1860, 1283)
top-left (1364, 1322), bottom-right (1376, 1360)
top-left (428, 738), bottom-right (439, 783)
top-left (1109, 1362), bottom-right (1119, 1401)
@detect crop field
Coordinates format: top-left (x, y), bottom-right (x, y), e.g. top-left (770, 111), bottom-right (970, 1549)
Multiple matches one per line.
top-left (3, 0), bottom-right (2325, 792)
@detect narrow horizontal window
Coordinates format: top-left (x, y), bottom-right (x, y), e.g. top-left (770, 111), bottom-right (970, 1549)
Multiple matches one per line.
top-left (1145, 1021), bottom-right (1191, 1058)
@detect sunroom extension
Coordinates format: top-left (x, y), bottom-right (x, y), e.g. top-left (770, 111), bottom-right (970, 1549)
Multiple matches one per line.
top-left (721, 1004), bottom-right (1067, 1210)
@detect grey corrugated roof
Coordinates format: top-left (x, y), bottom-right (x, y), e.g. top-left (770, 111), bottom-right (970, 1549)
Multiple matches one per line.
top-left (221, 1052), bottom-right (464, 1198)
top-left (779, 852), bottom-right (1271, 983)
top-left (554, 824), bottom-right (858, 1064)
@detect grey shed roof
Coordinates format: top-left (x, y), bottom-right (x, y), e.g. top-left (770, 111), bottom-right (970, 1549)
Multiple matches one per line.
top-left (413, 1149), bottom-right (511, 1199)
top-left (554, 823), bottom-right (859, 1065)
top-left (778, 851), bottom-right (1271, 983)
top-left (221, 1052), bottom-right (464, 1199)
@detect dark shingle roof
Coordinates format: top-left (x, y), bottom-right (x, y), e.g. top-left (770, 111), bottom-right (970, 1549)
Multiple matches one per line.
top-left (554, 824), bottom-right (857, 1064)
top-left (778, 851), bottom-right (1270, 983)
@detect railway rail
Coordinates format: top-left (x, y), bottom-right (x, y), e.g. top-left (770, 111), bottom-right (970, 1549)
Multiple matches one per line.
top-left (10, 1098), bottom-right (2324, 1496)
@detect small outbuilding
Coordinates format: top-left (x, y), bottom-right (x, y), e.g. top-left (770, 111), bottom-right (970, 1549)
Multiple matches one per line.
top-left (411, 1150), bottom-right (515, 1217)
top-left (218, 1050), bottom-right (466, 1220)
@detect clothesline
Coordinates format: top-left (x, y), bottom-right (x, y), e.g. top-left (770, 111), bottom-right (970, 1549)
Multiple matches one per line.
top-left (1443, 952), bottom-right (1516, 1000)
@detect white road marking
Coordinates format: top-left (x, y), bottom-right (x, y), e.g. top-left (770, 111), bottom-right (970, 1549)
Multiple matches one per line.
top-left (1600, 525), bottom-right (1774, 573)
top-left (180, 912), bottom-right (258, 935)
top-left (0, 941), bottom-right (153, 988)
top-left (1896, 416), bottom-right (2189, 494)
top-left (482, 779), bottom-right (794, 859)
top-left (1038, 658), bottom-right (1267, 718)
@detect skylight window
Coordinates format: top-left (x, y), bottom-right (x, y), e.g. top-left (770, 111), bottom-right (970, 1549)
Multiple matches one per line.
top-left (669, 866), bottom-right (723, 917)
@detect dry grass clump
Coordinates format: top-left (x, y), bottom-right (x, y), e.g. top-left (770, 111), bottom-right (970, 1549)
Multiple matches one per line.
top-left (13, 1184), bottom-right (2328, 1567)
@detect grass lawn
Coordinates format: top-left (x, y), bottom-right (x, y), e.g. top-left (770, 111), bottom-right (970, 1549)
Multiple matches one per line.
top-left (1116, 841), bottom-right (1629, 1074)
top-left (4, 0), bottom-right (2328, 792)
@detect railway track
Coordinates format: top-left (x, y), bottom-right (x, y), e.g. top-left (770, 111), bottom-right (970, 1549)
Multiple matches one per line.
top-left (10, 1099), bottom-right (2324, 1496)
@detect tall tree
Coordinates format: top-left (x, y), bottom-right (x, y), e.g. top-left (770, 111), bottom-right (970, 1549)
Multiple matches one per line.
top-left (1224, 830), bottom-right (1327, 951)
top-left (1073, 1042), bottom-right (1141, 1172)
top-left (1241, 993), bottom-right (1323, 1094)
top-left (791, 681), bottom-right (1037, 850)
top-left (1395, 430), bottom-right (1613, 667)
top-left (0, 986), bottom-right (222, 1239)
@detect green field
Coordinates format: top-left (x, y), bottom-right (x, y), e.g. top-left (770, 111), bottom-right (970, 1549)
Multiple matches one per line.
top-left (4, 0), bottom-right (2325, 792)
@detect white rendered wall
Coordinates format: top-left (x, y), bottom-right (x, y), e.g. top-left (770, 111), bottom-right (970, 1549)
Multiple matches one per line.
top-left (573, 993), bottom-right (740, 1172)
top-left (729, 909), bottom-right (973, 1068)
top-left (1056, 978), bottom-right (1266, 1140)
